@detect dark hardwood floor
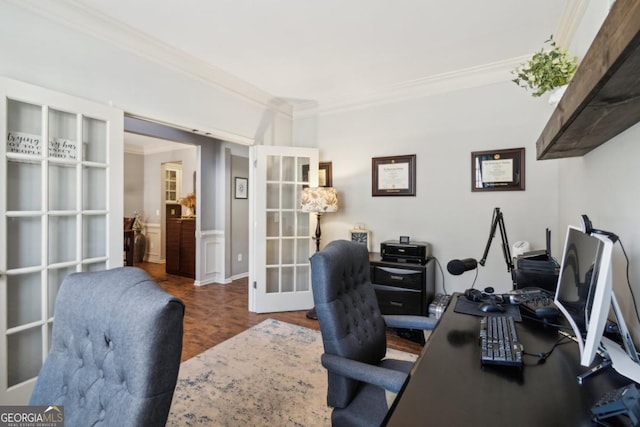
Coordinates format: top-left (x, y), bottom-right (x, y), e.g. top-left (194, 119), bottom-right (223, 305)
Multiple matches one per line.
top-left (135, 261), bottom-right (423, 362)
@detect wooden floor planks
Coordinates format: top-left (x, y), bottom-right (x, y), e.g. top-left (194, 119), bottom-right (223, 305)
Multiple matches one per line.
top-left (135, 261), bottom-right (423, 362)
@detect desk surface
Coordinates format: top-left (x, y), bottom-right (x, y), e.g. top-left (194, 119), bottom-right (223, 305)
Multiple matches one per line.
top-left (384, 294), bottom-right (630, 427)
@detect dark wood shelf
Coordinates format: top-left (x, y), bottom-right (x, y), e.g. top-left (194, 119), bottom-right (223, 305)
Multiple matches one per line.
top-left (536, 0), bottom-right (640, 160)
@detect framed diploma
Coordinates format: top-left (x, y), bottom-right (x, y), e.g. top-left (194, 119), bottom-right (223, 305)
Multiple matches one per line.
top-left (372, 154), bottom-right (416, 196)
top-left (471, 148), bottom-right (525, 192)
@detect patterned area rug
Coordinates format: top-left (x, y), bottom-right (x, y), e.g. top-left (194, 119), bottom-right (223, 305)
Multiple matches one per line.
top-left (167, 319), bottom-right (417, 427)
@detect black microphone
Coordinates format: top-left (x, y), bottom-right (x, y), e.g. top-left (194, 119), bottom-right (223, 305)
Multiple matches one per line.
top-left (447, 258), bottom-right (478, 275)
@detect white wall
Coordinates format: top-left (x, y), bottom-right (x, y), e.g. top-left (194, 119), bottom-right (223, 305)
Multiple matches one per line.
top-left (230, 155), bottom-right (250, 277)
top-left (556, 124), bottom-right (640, 341)
top-left (307, 82), bottom-right (559, 295)
top-left (123, 152), bottom-right (145, 217)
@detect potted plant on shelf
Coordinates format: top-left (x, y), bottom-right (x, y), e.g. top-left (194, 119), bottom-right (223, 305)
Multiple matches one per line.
top-left (512, 35), bottom-right (578, 101)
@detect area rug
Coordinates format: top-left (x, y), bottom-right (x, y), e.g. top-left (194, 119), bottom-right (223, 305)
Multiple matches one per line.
top-left (166, 319), bottom-right (418, 427)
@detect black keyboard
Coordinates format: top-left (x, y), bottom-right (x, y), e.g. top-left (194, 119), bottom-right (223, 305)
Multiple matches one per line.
top-left (479, 315), bottom-right (524, 367)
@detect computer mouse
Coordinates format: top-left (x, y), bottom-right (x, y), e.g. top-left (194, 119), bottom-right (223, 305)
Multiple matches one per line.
top-left (478, 302), bottom-right (505, 313)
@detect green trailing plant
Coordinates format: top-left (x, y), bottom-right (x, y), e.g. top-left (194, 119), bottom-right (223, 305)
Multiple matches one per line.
top-left (512, 36), bottom-right (578, 97)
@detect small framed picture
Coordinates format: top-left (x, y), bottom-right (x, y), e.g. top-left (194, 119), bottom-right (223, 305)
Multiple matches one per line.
top-left (399, 236), bottom-right (410, 244)
top-left (302, 161), bottom-right (333, 188)
top-left (235, 177), bottom-right (248, 199)
top-left (350, 228), bottom-right (371, 251)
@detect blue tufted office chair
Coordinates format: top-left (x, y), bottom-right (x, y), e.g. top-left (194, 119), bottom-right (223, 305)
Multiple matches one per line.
top-left (310, 240), bottom-right (437, 427)
top-left (29, 267), bottom-right (184, 427)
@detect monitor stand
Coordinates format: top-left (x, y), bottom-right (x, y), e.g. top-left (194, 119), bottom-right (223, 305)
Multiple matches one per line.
top-left (576, 357), bottom-right (612, 385)
top-left (601, 337), bottom-right (640, 383)
top-left (585, 291), bottom-right (640, 384)
top-left (599, 291), bottom-right (640, 383)
top-left (610, 291), bottom-right (640, 364)
top-left (568, 290), bottom-right (640, 384)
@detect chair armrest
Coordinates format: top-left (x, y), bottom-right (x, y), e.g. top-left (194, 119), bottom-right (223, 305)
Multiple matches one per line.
top-left (383, 314), bottom-right (437, 330)
top-left (321, 353), bottom-right (408, 393)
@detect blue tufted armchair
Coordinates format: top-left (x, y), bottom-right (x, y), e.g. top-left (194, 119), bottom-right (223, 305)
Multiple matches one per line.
top-left (310, 240), bottom-right (437, 427)
top-left (29, 267), bottom-right (184, 427)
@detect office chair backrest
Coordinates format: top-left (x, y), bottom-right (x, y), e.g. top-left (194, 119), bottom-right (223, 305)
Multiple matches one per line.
top-left (30, 267), bottom-right (184, 427)
top-left (310, 240), bottom-right (387, 408)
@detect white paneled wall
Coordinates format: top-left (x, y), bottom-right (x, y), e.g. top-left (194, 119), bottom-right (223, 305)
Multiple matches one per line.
top-left (196, 230), bottom-right (227, 286)
top-left (143, 223), bottom-right (162, 263)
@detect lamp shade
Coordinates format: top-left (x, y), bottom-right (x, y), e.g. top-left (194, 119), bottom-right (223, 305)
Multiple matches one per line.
top-left (301, 187), bottom-right (338, 213)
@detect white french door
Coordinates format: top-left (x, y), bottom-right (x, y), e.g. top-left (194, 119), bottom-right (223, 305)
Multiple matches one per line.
top-left (0, 77), bottom-right (123, 403)
top-left (249, 145), bottom-right (318, 313)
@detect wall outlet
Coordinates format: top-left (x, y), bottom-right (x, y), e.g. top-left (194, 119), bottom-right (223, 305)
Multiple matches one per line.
top-left (238, 253), bottom-right (243, 262)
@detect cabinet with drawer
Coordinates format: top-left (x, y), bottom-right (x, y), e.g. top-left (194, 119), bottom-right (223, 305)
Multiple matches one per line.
top-left (166, 218), bottom-right (195, 278)
top-left (369, 254), bottom-right (435, 316)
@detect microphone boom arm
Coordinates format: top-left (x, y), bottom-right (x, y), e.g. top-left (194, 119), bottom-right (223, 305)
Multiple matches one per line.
top-left (479, 208), bottom-right (516, 288)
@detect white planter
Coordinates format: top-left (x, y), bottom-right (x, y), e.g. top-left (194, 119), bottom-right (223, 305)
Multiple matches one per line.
top-left (548, 85), bottom-right (568, 105)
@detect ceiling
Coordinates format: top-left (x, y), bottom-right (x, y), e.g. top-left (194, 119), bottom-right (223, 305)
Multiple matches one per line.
top-left (56, 0), bottom-right (579, 154)
top-left (124, 132), bottom-right (193, 155)
top-left (73, 0), bottom-right (574, 106)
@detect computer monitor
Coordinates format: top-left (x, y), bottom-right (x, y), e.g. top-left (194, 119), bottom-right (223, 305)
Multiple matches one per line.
top-left (554, 226), bottom-right (613, 367)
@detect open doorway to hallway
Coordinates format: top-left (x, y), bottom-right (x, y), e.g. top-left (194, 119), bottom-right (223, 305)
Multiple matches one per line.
top-left (122, 115), bottom-right (251, 285)
top-left (123, 132), bottom-right (197, 274)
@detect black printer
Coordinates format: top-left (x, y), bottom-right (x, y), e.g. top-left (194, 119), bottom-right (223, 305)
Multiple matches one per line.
top-left (380, 240), bottom-right (430, 264)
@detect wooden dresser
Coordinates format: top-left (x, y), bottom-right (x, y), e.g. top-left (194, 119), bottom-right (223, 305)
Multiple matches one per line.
top-left (166, 218), bottom-right (195, 278)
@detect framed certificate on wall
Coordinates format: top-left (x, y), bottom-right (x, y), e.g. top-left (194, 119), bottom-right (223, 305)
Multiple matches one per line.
top-left (471, 148), bottom-right (525, 192)
top-left (372, 154), bottom-right (416, 196)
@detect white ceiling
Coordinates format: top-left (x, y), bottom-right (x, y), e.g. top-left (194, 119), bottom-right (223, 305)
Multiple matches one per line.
top-left (59, 0), bottom-right (578, 153)
top-left (124, 132), bottom-right (192, 155)
top-left (73, 0), bottom-right (572, 105)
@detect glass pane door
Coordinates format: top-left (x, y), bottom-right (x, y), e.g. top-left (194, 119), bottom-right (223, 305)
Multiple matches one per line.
top-left (0, 77), bottom-right (123, 404)
top-left (250, 146), bottom-right (318, 313)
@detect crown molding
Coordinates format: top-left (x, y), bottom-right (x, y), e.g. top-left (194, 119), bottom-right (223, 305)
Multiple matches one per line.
top-left (9, 0), bottom-right (293, 117)
top-left (123, 145), bottom-right (145, 156)
top-left (295, 2), bottom-right (587, 117)
top-left (554, 0), bottom-right (589, 48)
top-left (124, 142), bottom-right (188, 156)
top-left (294, 56), bottom-right (531, 117)
top-left (11, 0), bottom-right (585, 120)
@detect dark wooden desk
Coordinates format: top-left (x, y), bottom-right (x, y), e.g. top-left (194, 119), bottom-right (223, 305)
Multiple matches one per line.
top-left (384, 294), bottom-right (630, 427)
